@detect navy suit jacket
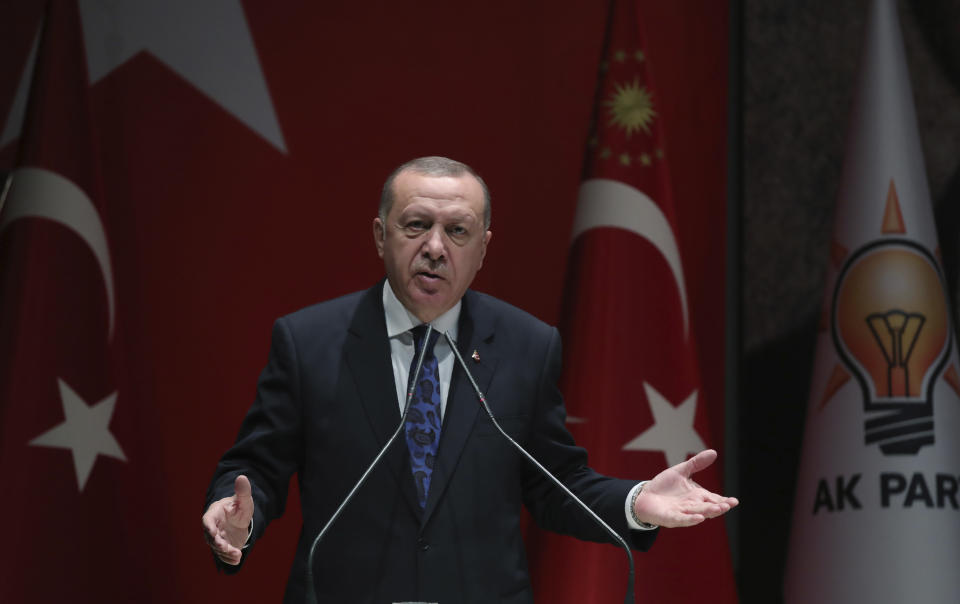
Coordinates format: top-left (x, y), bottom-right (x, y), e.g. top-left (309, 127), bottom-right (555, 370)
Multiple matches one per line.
top-left (206, 282), bottom-right (656, 603)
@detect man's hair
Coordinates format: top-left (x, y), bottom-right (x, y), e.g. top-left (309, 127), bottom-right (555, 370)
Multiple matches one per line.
top-left (379, 156), bottom-right (491, 229)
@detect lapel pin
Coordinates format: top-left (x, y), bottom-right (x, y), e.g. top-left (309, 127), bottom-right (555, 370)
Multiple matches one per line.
top-left (471, 350), bottom-right (480, 362)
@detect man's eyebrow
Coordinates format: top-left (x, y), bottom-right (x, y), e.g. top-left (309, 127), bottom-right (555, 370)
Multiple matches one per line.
top-left (398, 206), bottom-right (478, 223)
top-left (444, 212), bottom-right (478, 222)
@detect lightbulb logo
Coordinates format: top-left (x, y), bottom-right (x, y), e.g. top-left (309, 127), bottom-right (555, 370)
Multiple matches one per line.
top-left (832, 238), bottom-right (951, 455)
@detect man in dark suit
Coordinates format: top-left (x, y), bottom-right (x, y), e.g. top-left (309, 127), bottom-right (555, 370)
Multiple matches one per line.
top-left (203, 157), bottom-right (737, 603)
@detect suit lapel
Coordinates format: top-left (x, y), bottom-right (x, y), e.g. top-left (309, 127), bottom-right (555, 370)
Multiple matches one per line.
top-left (344, 282), bottom-right (422, 516)
top-left (421, 290), bottom-right (498, 526)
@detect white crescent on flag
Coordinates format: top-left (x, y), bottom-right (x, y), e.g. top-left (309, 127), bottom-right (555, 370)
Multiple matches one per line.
top-left (0, 167), bottom-right (115, 338)
top-left (570, 177), bottom-right (690, 337)
top-left (0, 169), bottom-right (126, 494)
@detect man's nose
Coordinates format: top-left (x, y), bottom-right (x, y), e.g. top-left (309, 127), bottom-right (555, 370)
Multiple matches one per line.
top-left (422, 226), bottom-right (445, 259)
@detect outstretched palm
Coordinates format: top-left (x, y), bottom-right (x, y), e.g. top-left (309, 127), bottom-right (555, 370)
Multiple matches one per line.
top-left (633, 449), bottom-right (738, 528)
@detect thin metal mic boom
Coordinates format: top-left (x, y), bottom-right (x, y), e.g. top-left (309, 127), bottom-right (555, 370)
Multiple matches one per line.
top-left (442, 331), bottom-right (636, 604)
top-left (305, 324), bottom-right (435, 604)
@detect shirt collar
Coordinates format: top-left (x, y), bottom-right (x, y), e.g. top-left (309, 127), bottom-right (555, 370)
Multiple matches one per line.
top-left (382, 280), bottom-right (460, 341)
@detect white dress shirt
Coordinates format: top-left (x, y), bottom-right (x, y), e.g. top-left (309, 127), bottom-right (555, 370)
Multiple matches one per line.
top-left (382, 281), bottom-right (459, 419)
top-left (381, 281), bottom-right (654, 532)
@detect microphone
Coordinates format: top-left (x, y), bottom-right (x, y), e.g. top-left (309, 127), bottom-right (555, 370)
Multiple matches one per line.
top-left (442, 331), bottom-right (636, 604)
top-left (304, 324), bottom-right (435, 604)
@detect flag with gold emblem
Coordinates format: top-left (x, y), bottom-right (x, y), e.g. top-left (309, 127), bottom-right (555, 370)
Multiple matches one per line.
top-left (525, 0), bottom-right (737, 601)
top-left (784, 1), bottom-right (960, 602)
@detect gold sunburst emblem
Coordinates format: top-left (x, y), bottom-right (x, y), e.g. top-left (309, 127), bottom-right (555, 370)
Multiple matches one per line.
top-left (604, 78), bottom-right (656, 137)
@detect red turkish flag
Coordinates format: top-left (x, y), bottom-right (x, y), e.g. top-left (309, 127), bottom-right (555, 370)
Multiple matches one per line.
top-left (0, 1), bottom-right (731, 600)
top-left (526, 0), bottom-right (737, 601)
top-left (0, 2), bottom-right (176, 599)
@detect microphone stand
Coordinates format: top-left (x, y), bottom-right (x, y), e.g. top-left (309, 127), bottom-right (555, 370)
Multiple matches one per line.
top-left (443, 331), bottom-right (636, 604)
top-left (304, 325), bottom-right (435, 604)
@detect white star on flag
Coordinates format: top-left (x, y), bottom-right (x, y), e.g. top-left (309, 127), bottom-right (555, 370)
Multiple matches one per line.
top-left (2, 0), bottom-right (286, 152)
top-left (622, 382), bottom-right (705, 466)
top-left (30, 379), bottom-right (126, 492)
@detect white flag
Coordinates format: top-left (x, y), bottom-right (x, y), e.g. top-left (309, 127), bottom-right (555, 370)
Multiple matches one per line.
top-left (784, 1), bottom-right (960, 603)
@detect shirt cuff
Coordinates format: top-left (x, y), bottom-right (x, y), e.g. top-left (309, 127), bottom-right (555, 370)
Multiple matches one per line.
top-left (242, 518), bottom-right (253, 549)
top-left (625, 481), bottom-right (658, 531)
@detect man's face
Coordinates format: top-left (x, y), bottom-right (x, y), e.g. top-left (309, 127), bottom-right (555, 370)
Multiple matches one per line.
top-left (374, 170), bottom-right (492, 323)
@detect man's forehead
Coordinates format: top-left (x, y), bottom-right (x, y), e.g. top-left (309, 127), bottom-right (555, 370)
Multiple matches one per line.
top-left (396, 171), bottom-right (479, 193)
top-left (392, 172), bottom-right (484, 214)
top-left (398, 198), bottom-right (480, 219)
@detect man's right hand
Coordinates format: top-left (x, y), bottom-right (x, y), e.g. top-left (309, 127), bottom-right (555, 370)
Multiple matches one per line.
top-left (202, 475), bottom-right (255, 565)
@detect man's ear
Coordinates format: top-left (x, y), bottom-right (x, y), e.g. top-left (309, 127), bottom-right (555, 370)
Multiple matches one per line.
top-left (478, 230), bottom-right (492, 269)
top-left (373, 217), bottom-right (386, 258)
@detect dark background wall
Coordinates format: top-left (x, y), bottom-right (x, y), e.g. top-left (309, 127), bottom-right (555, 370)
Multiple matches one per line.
top-left (739, 1), bottom-right (960, 601)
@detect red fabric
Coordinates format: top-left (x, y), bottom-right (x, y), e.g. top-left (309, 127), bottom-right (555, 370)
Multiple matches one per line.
top-left (0, 1), bottom-right (176, 600)
top-left (0, 1), bottom-right (729, 600)
top-left (525, 0), bottom-right (737, 601)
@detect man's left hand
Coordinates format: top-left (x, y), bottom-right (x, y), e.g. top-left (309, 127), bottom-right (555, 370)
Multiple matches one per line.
top-left (633, 449), bottom-right (739, 528)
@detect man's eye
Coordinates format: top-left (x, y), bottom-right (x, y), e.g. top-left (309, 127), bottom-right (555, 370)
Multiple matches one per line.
top-left (448, 225), bottom-right (467, 237)
top-left (405, 220), bottom-right (428, 231)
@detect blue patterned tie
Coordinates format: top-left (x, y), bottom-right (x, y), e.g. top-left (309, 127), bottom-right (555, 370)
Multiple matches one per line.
top-left (405, 325), bottom-right (442, 508)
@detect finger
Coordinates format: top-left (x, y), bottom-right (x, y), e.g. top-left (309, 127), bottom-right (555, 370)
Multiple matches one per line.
top-left (201, 513), bottom-right (218, 537)
top-left (682, 498), bottom-right (735, 519)
top-left (202, 520), bottom-right (224, 546)
top-left (709, 495), bottom-right (739, 508)
top-left (680, 449), bottom-right (717, 476)
top-left (234, 475), bottom-right (252, 501)
top-left (202, 503), bottom-right (227, 537)
top-left (227, 476), bottom-right (255, 530)
top-left (210, 528), bottom-right (231, 548)
top-left (662, 511), bottom-right (706, 528)
top-left (699, 503), bottom-right (730, 519)
top-left (232, 475), bottom-right (255, 519)
top-left (215, 533), bottom-right (243, 565)
top-left (692, 488), bottom-right (728, 505)
top-left (215, 547), bottom-right (243, 565)
top-left (209, 531), bottom-right (243, 561)
top-left (693, 489), bottom-right (739, 509)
